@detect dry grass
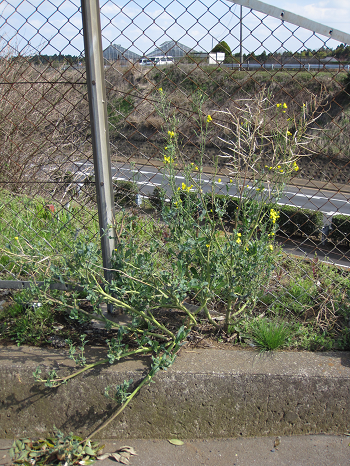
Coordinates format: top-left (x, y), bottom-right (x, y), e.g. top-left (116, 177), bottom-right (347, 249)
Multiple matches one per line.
top-left (0, 58), bottom-right (90, 193)
top-left (1, 56), bottom-right (349, 191)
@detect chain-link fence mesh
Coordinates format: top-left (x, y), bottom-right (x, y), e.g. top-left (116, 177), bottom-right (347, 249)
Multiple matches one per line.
top-left (1, 0), bottom-right (350, 349)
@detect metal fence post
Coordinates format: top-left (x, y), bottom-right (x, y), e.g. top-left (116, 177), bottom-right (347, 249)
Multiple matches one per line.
top-left (81, 0), bottom-right (116, 294)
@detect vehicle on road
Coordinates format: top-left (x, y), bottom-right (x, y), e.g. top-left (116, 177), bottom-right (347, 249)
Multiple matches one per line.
top-left (139, 56), bottom-right (174, 66)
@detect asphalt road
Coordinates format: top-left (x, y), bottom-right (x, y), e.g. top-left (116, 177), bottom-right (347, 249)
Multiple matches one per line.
top-left (75, 161), bottom-right (350, 222)
top-left (70, 161), bottom-right (350, 267)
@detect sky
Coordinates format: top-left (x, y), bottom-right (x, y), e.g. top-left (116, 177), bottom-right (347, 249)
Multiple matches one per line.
top-left (266, 0), bottom-right (350, 29)
top-left (0, 0), bottom-right (349, 57)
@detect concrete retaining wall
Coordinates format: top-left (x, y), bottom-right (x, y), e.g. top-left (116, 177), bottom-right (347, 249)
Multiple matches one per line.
top-left (1, 345), bottom-right (349, 439)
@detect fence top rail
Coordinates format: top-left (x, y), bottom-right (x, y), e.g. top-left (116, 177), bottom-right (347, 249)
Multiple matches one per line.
top-left (230, 0), bottom-right (350, 45)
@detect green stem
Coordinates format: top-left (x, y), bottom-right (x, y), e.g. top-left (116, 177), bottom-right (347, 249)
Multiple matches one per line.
top-left (230, 301), bottom-right (249, 319)
top-left (85, 369), bottom-right (154, 441)
top-left (147, 310), bottom-right (175, 338)
top-left (204, 304), bottom-right (220, 328)
top-left (37, 348), bottom-right (152, 386)
top-left (173, 300), bottom-right (197, 326)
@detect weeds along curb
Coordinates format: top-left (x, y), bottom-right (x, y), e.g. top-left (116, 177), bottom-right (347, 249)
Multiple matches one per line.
top-left (1, 345), bottom-right (350, 439)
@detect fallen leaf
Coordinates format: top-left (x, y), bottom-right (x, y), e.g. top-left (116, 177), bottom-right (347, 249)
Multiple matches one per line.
top-left (168, 439), bottom-right (184, 446)
top-left (119, 458), bottom-right (130, 465)
top-left (97, 446), bottom-right (137, 463)
top-left (274, 436), bottom-right (281, 448)
top-left (119, 446), bottom-right (138, 456)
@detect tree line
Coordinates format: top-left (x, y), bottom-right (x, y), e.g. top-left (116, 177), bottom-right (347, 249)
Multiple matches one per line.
top-left (211, 41), bottom-right (350, 63)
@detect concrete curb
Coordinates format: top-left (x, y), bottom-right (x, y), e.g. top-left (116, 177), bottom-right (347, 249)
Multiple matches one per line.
top-left (1, 346), bottom-right (350, 439)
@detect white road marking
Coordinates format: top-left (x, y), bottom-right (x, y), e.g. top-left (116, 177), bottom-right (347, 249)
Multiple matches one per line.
top-left (136, 182), bottom-right (161, 186)
top-left (77, 161), bottom-right (350, 210)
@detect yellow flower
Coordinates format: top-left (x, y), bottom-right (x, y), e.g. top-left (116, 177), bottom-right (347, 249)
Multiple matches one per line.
top-left (14, 236), bottom-right (19, 240)
top-left (195, 166), bottom-right (199, 170)
top-left (164, 146), bottom-right (168, 150)
top-left (283, 103), bottom-right (287, 109)
top-left (237, 233), bottom-right (242, 237)
top-left (229, 179), bottom-right (233, 183)
top-left (206, 244), bottom-right (210, 248)
top-left (236, 238), bottom-right (241, 244)
top-left (158, 87), bottom-right (163, 93)
top-left (246, 247), bottom-right (249, 251)
top-left (168, 131), bottom-right (175, 138)
top-left (269, 208), bottom-right (280, 224)
top-left (207, 115), bottom-right (212, 123)
top-left (177, 187), bottom-right (181, 191)
top-left (277, 165), bottom-right (281, 169)
top-left (287, 131), bottom-right (292, 137)
top-left (268, 244), bottom-right (273, 251)
top-left (180, 182), bottom-right (193, 192)
top-left (293, 161), bottom-right (299, 171)
top-left (218, 178), bottom-right (221, 183)
top-left (276, 103), bottom-right (281, 108)
top-left (114, 248), bottom-right (118, 251)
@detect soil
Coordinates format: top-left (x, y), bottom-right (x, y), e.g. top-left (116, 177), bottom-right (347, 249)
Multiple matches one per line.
top-left (0, 288), bottom-right (242, 352)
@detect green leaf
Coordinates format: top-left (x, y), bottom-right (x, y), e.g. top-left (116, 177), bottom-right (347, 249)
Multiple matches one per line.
top-left (168, 439), bottom-right (184, 446)
top-left (84, 446), bottom-right (96, 456)
top-left (16, 439), bottom-right (24, 450)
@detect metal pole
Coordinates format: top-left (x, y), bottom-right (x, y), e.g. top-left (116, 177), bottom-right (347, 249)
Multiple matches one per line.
top-left (81, 0), bottom-right (116, 292)
top-left (240, 5), bottom-right (243, 70)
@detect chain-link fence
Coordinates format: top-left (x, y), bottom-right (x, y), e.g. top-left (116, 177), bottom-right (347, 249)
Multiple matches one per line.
top-left (1, 0), bottom-right (350, 350)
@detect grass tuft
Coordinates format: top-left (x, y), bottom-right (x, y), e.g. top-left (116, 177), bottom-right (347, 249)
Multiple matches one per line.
top-left (248, 318), bottom-right (293, 351)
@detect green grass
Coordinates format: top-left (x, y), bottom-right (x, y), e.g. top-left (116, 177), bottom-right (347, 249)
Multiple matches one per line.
top-left (1, 188), bottom-right (350, 352)
top-left (247, 318), bottom-right (293, 351)
top-left (0, 298), bottom-right (56, 346)
top-left (0, 188), bottom-right (168, 282)
top-left (0, 189), bottom-right (101, 280)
